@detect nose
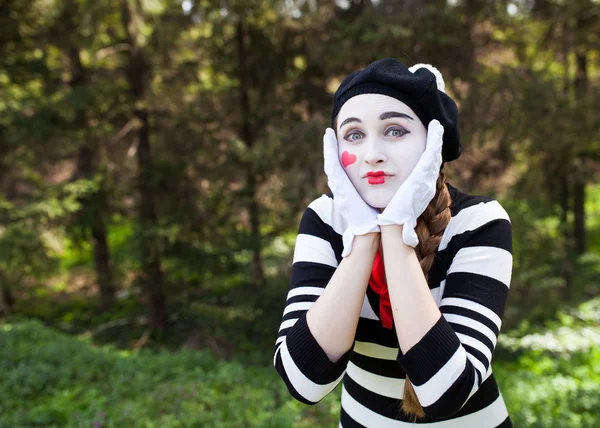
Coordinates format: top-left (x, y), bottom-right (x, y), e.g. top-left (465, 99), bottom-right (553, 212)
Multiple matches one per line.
top-left (363, 138), bottom-right (386, 165)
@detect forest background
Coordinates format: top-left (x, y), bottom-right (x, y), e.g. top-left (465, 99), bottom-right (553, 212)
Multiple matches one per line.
top-left (0, 0), bottom-right (599, 427)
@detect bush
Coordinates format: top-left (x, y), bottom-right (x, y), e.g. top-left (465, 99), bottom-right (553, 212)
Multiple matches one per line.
top-left (495, 348), bottom-right (600, 427)
top-left (2, 317), bottom-right (599, 427)
top-left (495, 298), bottom-right (600, 427)
top-left (0, 319), bottom-right (341, 428)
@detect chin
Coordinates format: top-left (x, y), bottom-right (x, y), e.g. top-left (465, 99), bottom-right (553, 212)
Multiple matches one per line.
top-left (362, 192), bottom-right (393, 210)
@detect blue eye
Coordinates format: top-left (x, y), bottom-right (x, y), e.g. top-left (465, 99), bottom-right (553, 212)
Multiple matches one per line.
top-left (345, 131), bottom-right (364, 142)
top-left (386, 127), bottom-right (409, 137)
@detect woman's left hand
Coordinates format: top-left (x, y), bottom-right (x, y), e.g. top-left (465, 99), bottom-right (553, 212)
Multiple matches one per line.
top-left (377, 120), bottom-right (445, 247)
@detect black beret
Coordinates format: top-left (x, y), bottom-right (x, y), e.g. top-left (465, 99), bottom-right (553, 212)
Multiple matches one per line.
top-left (331, 58), bottom-right (461, 164)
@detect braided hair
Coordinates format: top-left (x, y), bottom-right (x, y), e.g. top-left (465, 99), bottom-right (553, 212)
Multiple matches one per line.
top-left (400, 171), bottom-right (453, 420)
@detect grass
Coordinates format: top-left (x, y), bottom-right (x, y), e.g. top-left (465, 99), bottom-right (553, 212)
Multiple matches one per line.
top-left (1, 296), bottom-right (599, 427)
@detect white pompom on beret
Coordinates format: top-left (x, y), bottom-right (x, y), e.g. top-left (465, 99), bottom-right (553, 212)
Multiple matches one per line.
top-left (408, 63), bottom-right (446, 93)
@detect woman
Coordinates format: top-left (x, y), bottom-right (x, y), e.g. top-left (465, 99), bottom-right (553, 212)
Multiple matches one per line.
top-left (273, 58), bottom-right (513, 427)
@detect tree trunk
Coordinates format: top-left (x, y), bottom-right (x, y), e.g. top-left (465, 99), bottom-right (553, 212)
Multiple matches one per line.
top-left (121, 0), bottom-right (166, 329)
top-left (76, 143), bottom-right (116, 312)
top-left (67, 44), bottom-right (116, 312)
top-left (559, 171), bottom-right (573, 298)
top-left (0, 270), bottom-right (14, 312)
top-left (559, 17), bottom-right (573, 298)
top-left (135, 106), bottom-right (166, 329)
top-left (236, 17), bottom-right (265, 289)
top-left (247, 171), bottom-right (265, 288)
top-left (91, 214), bottom-right (116, 311)
top-left (573, 51), bottom-right (588, 256)
top-left (573, 181), bottom-right (586, 255)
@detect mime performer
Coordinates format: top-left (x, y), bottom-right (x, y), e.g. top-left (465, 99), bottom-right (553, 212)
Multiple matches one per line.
top-left (273, 58), bottom-right (513, 427)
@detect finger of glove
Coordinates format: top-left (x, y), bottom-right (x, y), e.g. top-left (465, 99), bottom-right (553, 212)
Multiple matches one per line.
top-left (341, 225), bottom-right (380, 258)
top-left (427, 119), bottom-right (444, 149)
top-left (411, 120), bottom-right (444, 179)
top-left (342, 229), bottom-right (354, 258)
top-left (378, 186), bottom-right (416, 225)
top-left (402, 224), bottom-right (419, 248)
top-left (323, 128), bottom-right (360, 186)
top-left (323, 129), bottom-right (360, 201)
top-left (323, 128), bottom-right (344, 178)
top-left (401, 120), bottom-right (444, 214)
top-left (334, 190), bottom-right (379, 234)
top-left (410, 120), bottom-right (444, 211)
top-left (377, 212), bottom-right (412, 226)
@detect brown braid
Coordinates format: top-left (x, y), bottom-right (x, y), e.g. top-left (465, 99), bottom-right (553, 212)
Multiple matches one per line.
top-left (400, 171), bottom-right (453, 420)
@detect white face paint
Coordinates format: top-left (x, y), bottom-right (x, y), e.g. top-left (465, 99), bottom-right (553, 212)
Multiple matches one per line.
top-left (336, 94), bottom-right (427, 210)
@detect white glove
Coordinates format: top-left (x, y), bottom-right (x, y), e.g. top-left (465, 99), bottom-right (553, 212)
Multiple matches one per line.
top-left (377, 120), bottom-right (444, 247)
top-left (323, 128), bottom-right (380, 257)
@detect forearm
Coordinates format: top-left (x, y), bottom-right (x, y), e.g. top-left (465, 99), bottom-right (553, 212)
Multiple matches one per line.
top-left (380, 224), bottom-right (441, 353)
top-left (306, 232), bottom-right (380, 362)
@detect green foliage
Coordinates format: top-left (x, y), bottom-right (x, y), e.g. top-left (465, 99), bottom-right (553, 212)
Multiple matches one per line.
top-left (498, 185), bottom-right (600, 328)
top-left (0, 319), bottom-right (340, 428)
top-left (2, 310), bottom-right (600, 427)
top-left (0, 178), bottom-right (109, 303)
top-left (0, 224), bottom-right (59, 286)
top-left (496, 348), bottom-right (600, 428)
top-left (496, 298), bottom-right (600, 427)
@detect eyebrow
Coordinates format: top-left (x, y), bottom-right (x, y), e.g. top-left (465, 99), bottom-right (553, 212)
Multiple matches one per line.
top-left (339, 111), bottom-right (414, 129)
top-left (339, 117), bottom-right (361, 128)
top-left (380, 111), bottom-right (414, 121)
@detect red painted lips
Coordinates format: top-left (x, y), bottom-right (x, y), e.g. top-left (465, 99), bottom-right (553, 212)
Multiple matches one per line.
top-left (365, 171), bottom-right (391, 185)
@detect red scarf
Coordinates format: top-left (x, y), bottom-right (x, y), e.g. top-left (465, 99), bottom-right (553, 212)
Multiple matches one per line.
top-left (368, 249), bottom-right (394, 329)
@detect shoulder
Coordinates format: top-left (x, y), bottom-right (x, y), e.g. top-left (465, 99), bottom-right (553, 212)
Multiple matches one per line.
top-left (301, 193), bottom-right (347, 237)
top-left (296, 193), bottom-right (345, 260)
top-left (440, 183), bottom-right (512, 252)
top-left (447, 183), bottom-right (511, 221)
top-left (447, 183), bottom-right (508, 217)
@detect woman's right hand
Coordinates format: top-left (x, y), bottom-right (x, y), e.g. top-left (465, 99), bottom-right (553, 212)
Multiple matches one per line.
top-left (377, 119), bottom-right (444, 247)
top-left (323, 128), bottom-right (380, 257)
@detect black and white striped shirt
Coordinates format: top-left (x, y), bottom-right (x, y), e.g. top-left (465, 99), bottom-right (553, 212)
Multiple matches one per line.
top-left (273, 183), bottom-right (513, 427)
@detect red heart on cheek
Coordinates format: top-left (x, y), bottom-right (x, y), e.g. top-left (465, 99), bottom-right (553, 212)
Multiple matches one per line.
top-left (341, 151), bottom-right (357, 168)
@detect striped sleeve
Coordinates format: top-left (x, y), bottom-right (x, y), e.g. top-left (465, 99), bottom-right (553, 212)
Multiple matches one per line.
top-left (273, 196), bottom-right (352, 405)
top-left (398, 200), bottom-right (512, 418)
